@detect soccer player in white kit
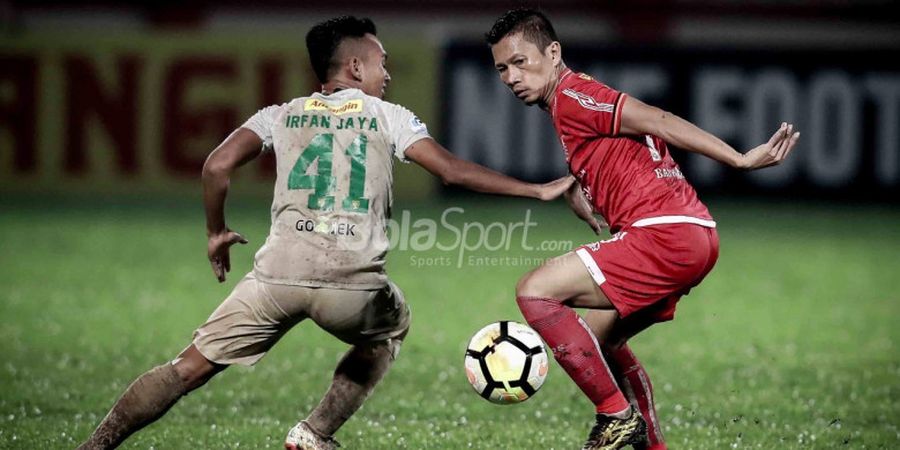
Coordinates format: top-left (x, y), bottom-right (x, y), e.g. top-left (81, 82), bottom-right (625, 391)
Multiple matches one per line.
top-left (76, 16), bottom-right (573, 450)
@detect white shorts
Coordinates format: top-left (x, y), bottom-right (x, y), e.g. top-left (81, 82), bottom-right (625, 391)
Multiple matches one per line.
top-left (193, 272), bottom-right (409, 365)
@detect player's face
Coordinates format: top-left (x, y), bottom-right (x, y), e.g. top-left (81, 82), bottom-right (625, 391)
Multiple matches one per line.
top-left (359, 34), bottom-right (391, 99)
top-left (491, 33), bottom-right (559, 106)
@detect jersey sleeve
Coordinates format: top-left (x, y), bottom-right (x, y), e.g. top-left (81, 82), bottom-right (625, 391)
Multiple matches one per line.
top-left (385, 103), bottom-right (431, 162)
top-left (240, 104), bottom-right (285, 152)
top-left (558, 82), bottom-right (627, 137)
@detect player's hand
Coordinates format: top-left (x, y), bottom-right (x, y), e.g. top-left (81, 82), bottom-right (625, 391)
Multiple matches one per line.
top-left (739, 122), bottom-right (800, 171)
top-left (207, 229), bottom-right (248, 283)
top-left (538, 175), bottom-right (576, 201)
top-left (564, 180), bottom-right (606, 235)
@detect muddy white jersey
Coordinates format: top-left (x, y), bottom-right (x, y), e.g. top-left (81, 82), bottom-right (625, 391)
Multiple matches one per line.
top-left (241, 88), bottom-right (430, 288)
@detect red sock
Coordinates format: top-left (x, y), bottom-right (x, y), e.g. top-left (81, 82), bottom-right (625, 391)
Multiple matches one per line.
top-left (517, 296), bottom-right (629, 415)
top-left (605, 344), bottom-right (666, 449)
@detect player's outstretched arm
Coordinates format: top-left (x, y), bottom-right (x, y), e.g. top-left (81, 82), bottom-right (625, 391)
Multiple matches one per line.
top-left (619, 96), bottom-right (799, 171)
top-left (404, 138), bottom-right (573, 200)
top-left (202, 127), bottom-right (260, 282)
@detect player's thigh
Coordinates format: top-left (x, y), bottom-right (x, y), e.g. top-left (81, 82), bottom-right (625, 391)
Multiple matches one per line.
top-left (306, 281), bottom-right (410, 345)
top-left (193, 273), bottom-right (305, 366)
top-left (516, 252), bottom-right (614, 309)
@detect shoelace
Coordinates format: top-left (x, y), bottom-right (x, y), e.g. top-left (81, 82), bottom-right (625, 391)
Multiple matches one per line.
top-left (584, 415), bottom-right (616, 446)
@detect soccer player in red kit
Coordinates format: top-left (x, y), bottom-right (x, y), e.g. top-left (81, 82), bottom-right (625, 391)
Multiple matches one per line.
top-left (486, 9), bottom-right (799, 450)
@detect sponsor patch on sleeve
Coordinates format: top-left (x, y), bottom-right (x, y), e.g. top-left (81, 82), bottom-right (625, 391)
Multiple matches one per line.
top-left (409, 116), bottom-right (428, 134)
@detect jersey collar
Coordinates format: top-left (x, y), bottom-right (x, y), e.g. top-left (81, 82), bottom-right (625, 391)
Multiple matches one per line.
top-left (316, 88), bottom-right (361, 99)
top-left (549, 67), bottom-right (575, 116)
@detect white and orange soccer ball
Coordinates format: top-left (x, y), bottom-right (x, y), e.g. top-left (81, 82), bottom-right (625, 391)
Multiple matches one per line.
top-left (464, 321), bottom-right (549, 404)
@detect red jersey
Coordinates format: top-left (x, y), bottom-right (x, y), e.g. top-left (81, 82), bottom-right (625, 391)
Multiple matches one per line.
top-left (549, 69), bottom-right (715, 233)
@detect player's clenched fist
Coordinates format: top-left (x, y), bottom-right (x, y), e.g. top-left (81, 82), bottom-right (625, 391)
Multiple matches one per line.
top-left (207, 229), bottom-right (248, 282)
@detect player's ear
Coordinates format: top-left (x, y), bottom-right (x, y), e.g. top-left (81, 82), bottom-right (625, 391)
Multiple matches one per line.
top-left (350, 56), bottom-right (364, 82)
top-left (547, 41), bottom-right (562, 67)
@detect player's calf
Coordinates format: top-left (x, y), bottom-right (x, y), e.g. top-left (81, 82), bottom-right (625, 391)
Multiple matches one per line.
top-left (78, 345), bottom-right (224, 449)
top-left (516, 295), bottom-right (630, 415)
top-left (77, 363), bottom-right (188, 450)
top-left (303, 336), bottom-right (405, 440)
top-left (515, 255), bottom-right (629, 413)
top-left (603, 344), bottom-right (666, 449)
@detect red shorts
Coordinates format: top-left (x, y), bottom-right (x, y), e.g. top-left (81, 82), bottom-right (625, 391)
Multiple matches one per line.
top-left (575, 223), bottom-right (719, 323)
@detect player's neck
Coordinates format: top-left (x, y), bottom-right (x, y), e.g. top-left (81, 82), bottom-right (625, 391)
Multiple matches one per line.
top-left (539, 63), bottom-right (568, 110)
top-left (321, 78), bottom-right (360, 95)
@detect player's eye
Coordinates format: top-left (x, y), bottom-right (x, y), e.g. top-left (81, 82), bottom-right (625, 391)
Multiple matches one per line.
top-left (514, 58), bottom-right (525, 66)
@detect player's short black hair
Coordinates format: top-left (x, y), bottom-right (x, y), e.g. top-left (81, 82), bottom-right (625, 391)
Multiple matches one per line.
top-left (306, 16), bottom-right (377, 83)
top-left (485, 8), bottom-right (558, 50)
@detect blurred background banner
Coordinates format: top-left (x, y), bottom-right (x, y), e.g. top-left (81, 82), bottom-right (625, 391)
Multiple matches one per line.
top-left (0, 31), bottom-right (437, 195)
top-left (442, 45), bottom-right (900, 199)
top-left (1, 1), bottom-right (898, 201)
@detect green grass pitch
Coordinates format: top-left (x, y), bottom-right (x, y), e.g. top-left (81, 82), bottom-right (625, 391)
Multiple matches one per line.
top-left (1, 195), bottom-right (897, 449)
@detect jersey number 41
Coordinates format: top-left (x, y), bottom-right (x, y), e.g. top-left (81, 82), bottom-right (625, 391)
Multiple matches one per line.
top-left (288, 133), bottom-right (369, 213)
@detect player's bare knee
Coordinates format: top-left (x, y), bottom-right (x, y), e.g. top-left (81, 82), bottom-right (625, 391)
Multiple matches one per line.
top-left (395, 321), bottom-right (410, 342)
top-left (369, 338), bottom-right (401, 360)
top-left (376, 333), bottom-right (406, 360)
top-left (172, 347), bottom-right (222, 391)
top-left (385, 337), bottom-right (403, 361)
top-left (335, 340), bottom-right (397, 385)
top-left (172, 363), bottom-right (209, 391)
top-left (516, 268), bottom-right (554, 299)
top-left (515, 269), bottom-right (538, 297)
